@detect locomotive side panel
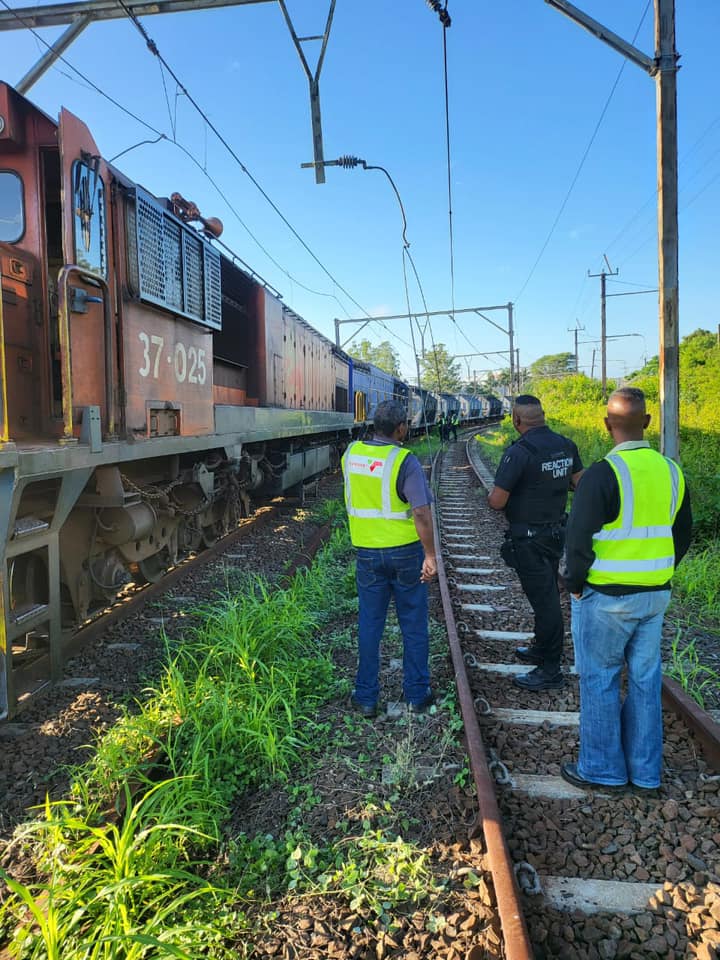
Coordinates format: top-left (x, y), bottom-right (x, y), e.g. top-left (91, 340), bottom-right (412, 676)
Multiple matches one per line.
top-left (0, 87), bottom-right (65, 439)
top-left (122, 303), bottom-right (215, 438)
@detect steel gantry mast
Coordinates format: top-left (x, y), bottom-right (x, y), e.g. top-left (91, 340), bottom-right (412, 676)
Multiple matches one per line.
top-left (0, 0), bottom-right (335, 182)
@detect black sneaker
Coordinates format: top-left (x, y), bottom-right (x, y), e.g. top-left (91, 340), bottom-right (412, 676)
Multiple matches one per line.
top-left (561, 762), bottom-right (626, 792)
top-left (351, 696), bottom-right (378, 719)
top-left (408, 691), bottom-right (435, 714)
top-left (513, 667), bottom-right (565, 691)
top-left (631, 783), bottom-right (660, 798)
top-left (515, 645), bottom-right (543, 665)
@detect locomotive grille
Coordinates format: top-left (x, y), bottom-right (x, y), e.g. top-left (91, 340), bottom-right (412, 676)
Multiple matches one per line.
top-left (183, 230), bottom-right (204, 318)
top-left (130, 188), bottom-right (222, 331)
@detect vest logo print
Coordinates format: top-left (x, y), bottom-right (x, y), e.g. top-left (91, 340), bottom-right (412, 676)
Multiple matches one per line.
top-left (348, 456), bottom-right (386, 477)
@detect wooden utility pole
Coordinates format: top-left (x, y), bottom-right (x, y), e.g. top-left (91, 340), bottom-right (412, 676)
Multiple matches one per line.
top-left (545, 0), bottom-right (681, 456)
top-left (655, 0), bottom-right (680, 459)
top-left (589, 259), bottom-right (618, 401)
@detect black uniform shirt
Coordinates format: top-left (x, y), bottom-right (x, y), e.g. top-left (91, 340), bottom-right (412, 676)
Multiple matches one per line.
top-left (494, 425), bottom-right (583, 529)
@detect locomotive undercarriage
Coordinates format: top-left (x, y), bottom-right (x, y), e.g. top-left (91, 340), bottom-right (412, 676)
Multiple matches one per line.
top-left (0, 416), bottom-right (350, 719)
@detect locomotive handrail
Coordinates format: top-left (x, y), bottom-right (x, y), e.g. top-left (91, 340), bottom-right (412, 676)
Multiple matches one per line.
top-left (0, 275), bottom-right (8, 443)
top-left (57, 265), bottom-right (114, 442)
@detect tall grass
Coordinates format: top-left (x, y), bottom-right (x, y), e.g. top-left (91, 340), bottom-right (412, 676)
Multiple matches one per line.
top-left (1, 528), bottom-right (356, 959)
top-left (478, 380), bottom-right (720, 621)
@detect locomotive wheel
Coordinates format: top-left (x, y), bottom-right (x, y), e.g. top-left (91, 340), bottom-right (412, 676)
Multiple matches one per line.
top-left (138, 547), bottom-right (172, 584)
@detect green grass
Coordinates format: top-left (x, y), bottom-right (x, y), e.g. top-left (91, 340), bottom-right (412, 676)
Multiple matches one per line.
top-left (1, 530), bottom-right (357, 959)
top-left (665, 630), bottom-right (720, 709)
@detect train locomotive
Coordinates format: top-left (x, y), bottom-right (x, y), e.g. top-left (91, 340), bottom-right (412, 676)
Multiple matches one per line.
top-left (0, 82), bottom-right (503, 718)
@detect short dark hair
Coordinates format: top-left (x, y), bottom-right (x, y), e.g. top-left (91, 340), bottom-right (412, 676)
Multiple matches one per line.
top-left (610, 387), bottom-right (645, 404)
top-left (513, 394), bottom-right (541, 406)
top-left (374, 400), bottom-right (407, 436)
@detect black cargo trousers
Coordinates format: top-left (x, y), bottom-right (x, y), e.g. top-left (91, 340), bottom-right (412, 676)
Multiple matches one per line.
top-left (508, 522), bottom-right (565, 675)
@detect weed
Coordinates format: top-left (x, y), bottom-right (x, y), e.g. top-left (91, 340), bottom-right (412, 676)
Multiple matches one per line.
top-left (665, 630), bottom-right (720, 709)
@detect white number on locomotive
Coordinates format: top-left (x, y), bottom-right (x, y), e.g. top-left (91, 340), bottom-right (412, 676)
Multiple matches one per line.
top-left (138, 332), bottom-right (206, 385)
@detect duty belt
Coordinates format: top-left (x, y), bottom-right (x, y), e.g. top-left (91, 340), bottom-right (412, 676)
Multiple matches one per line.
top-left (509, 519), bottom-right (565, 538)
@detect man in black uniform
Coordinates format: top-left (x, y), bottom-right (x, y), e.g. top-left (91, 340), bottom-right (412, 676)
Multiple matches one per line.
top-left (487, 395), bottom-right (584, 691)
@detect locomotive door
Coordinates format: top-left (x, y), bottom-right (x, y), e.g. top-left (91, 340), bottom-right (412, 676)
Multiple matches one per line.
top-left (58, 108), bottom-right (117, 439)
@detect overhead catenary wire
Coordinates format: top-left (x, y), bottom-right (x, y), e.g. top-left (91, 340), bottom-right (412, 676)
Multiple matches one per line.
top-left (113, 0), bottom-right (384, 322)
top-left (513, 0), bottom-right (652, 304)
top-left (0, 0), bottom-right (378, 326)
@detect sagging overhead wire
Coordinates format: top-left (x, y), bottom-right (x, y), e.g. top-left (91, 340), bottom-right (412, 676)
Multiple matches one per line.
top-left (113, 0), bottom-right (381, 321)
top-left (513, 0), bottom-right (652, 303)
top-left (0, 0), bottom-right (364, 320)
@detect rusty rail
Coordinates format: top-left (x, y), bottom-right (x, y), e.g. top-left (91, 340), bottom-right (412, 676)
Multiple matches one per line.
top-left (662, 675), bottom-right (720, 771)
top-left (431, 449), bottom-right (533, 960)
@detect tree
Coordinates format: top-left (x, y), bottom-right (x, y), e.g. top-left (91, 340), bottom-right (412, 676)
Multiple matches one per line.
top-left (348, 339), bottom-right (400, 376)
top-left (418, 344), bottom-right (463, 393)
top-left (529, 352), bottom-right (576, 380)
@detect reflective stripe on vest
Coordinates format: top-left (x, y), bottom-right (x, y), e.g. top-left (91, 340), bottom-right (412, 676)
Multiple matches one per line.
top-left (588, 450), bottom-right (684, 586)
top-left (343, 441), bottom-right (418, 548)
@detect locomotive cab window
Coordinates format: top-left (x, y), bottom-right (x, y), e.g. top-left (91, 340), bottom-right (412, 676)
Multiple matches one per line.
top-left (0, 171), bottom-right (24, 243)
top-left (72, 159), bottom-right (106, 278)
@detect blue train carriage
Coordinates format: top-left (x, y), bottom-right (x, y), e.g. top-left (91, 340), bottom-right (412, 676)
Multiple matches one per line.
top-left (407, 386), bottom-right (436, 434)
top-left (458, 393), bottom-right (483, 423)
top-left (349, 359), bottom-right (399, 429)
top-left (434, 392), bottom-right (461, 423)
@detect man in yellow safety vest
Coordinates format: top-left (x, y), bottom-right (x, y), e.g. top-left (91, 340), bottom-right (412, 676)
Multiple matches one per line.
top-left (342, 401), bottom-right (438, 718)
top-left (561, 388), bottom-right (692, 792)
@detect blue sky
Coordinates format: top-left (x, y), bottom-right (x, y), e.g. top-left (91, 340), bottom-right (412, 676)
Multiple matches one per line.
top-left (3, 0), bottom-right (719, 384)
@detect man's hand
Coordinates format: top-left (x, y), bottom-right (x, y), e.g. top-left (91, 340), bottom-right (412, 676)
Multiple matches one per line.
top-left (421, 554), bottom-right (437, 582)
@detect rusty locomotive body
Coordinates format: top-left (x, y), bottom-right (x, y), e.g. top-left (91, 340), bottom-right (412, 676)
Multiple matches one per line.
top-left (0, 83), bottom-right (354, 718)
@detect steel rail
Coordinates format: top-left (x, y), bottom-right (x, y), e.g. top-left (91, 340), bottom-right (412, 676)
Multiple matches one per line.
top-left (430, 446), bottom-right (533, 960)
top-left (466, 432), bottom-right (720, 777)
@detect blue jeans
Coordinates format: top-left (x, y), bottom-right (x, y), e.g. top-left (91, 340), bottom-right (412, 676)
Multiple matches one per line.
top-left (571, 587), bottom-right (670, 788)
top-left (354, 541), bottom-right (430, 707)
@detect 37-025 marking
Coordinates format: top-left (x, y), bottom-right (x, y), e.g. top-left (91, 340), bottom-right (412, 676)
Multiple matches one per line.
top-left (137, 332), bottom-right (207, 385)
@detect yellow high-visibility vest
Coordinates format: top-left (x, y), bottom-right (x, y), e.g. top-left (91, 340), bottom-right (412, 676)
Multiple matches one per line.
top-left (588, 448), bottom-right (685, 588)
top-left (342, 441), bottom-right (419, 548)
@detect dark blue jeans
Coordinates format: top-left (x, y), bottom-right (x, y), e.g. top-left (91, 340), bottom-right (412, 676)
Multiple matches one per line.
top-left (354, 541), bottom-right (430, 707)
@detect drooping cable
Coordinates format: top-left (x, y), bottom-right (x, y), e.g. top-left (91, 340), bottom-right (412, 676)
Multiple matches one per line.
top-left (113, 0), bottom-right (379, 321)
top-left (441, 5), bottom-right (456, 327)
top-left (513, 0), bottom-right (652, 303)
top-left (0, 0), bottom-right (378, 324)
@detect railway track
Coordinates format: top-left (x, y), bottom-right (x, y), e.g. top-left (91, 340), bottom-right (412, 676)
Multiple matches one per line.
top-left (433, 432), bottom-right (720, 959)
top-left (0, 482), bottom-right (338, 832)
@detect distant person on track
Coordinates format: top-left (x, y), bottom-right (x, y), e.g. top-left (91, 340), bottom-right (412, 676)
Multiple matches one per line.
top-left (561, 387), bottom-right (692, 792)
top-left (342, 401), bottom-right (438, 718)
top-left (437, 413), bottom-right (447, 443)
top-left (487, 395), bottom-right (584, 691)
top-left (449, 413), bottom-right (458, 442)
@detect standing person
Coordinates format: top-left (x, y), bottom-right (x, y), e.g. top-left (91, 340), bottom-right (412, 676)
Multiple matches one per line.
top-left (561, 388), bottom-right (691, 791)
top-left (342, 401), bottom-right (438, 717)
top-left (449, 412), bottom-right (458, 442)
top-left (437, 413), bottom-right (447, 442)
top-left (487, 395), bottom-right (584, 691)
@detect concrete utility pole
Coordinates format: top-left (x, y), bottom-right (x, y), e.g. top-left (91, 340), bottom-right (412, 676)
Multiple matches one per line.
top-left (588, 257), bottom-right (618, 401)
top-left (545, 0), bottom-right (681, 457)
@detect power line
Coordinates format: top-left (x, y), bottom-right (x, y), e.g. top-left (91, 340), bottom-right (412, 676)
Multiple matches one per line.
top-left (114, 0), bottom-right (382, 322)
top-left (513, 0), bottom-right (652, 303)
top-left (0, 0), bottom-right (380, 324)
